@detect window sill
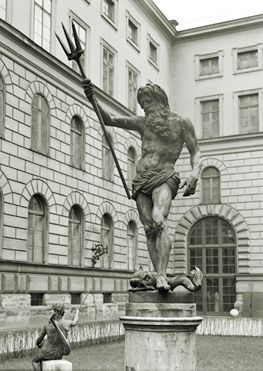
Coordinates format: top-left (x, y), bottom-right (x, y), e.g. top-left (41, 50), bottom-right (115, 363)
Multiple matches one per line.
top-left (101, 14), bottom-right (118, 31)
top-left (127, 38), bottom-right (140, 53)
top-left (148, 58), bottom-right (159, 71)
top-left (233, 66), bottom-right (262, 75)
top-left (195, 73), bottom-right (223, 81)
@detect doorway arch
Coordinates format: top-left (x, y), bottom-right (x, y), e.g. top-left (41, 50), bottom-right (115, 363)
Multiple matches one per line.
top-left (189, 216), bottom-right (236, 314)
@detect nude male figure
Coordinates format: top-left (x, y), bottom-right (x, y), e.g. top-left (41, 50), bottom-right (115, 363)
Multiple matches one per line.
top-left (83, 81), bottom-right (202, 291)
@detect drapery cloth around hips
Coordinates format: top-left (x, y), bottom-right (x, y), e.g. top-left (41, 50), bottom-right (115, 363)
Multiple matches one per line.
top-left (132, 169), bottom-right (180, 200)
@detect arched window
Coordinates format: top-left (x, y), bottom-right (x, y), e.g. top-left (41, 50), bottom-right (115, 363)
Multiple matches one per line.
top-left (31, 94), bottom-right (49, 154)
top-left (68, 205), bottom-right (84, 266)
top-left (101, 213), bottom-right (113, 269)
top-left (102, 133), bottom-right (114, 181)
top-left (0, 76), bottom-right (5, 136)
top-left (201, 167), bottom-right (220, 204)
top-left (71, 116), bottom-right (85, 169)
top-left (127, 147), bottom-right (137, 189)
top-left (27, 195), bottom-right (47, 263)
top-left (127, 220), bottom-right (137, 270)
top-left (188, 217), bottom-right (236, 315)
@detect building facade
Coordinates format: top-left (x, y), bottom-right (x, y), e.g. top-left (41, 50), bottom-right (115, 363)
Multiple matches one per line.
top-left (0, 1), bottom-right (263, 317)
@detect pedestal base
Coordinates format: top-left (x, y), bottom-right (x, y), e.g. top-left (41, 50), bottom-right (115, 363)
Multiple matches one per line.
top-left (42, 359), bottom-right (72, 371)
top-left (120, 291), bottom-right (203, 371)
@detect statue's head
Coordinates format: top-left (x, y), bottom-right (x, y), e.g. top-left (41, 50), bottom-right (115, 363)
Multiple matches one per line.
top-left (137, 83), bottom-right (170, 111)
top-left (52, 303), bottom-right (65, 318)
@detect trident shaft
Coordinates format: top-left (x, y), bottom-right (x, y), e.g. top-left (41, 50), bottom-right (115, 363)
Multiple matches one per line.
top-left (55, 23), bottom-right (131, 199)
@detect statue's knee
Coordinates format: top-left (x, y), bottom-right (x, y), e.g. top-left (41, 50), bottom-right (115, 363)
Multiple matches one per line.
top-left (144, 225), bottom-right (156, 239)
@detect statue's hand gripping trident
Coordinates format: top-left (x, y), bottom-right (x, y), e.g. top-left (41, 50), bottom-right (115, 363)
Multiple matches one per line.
top-left (55, 23), bottom-right (131, 199)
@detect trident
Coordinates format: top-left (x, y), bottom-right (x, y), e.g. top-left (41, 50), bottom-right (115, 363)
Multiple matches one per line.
top-left (55, 23), bottom-right (131, 199)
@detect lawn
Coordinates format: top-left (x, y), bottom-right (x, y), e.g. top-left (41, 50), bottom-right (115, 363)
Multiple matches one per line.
top-left (0, 336), bottom-right (262, 371)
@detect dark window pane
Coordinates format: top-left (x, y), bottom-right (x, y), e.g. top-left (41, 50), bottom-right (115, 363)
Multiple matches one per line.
top-left (206, 248), bottom-right (219, 274)
top-left (205, 217), bottom-right (218, 244)
top-left (206, 278), bottom-right (220, 313)
top-left (223, 277), bottom-right (236, 312)
top-left (190, 248), bottom-right (202, 269)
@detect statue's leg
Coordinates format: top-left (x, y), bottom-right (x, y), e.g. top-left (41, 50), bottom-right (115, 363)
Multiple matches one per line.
top-left (136, 193), bottom-right (158, 271)
top-left (152, 183), bottom-right (172, 290)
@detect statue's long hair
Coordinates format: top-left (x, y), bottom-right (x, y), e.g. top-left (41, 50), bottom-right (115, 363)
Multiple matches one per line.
top-left (137, 84), bottom-right (172, 138)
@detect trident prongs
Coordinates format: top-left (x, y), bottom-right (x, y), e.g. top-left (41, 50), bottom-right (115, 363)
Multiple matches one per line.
top-left (72, 22), bottom-right (82, 54)
top-left (55, 33), bottom-right (71, 59)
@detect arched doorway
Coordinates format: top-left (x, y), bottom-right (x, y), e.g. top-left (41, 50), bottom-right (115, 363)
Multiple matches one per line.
top-left (188, 216), bottom-right (236, 315)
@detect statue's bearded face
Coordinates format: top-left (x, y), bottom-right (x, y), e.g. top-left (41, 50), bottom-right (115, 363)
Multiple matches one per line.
top-left (137, 83), bottom-right (169, 113)
top-left (138, 91), bottom-right (157, 115)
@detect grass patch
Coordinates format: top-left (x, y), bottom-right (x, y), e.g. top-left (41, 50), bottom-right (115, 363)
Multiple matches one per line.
top-left (0, 336), bottom-right (262, 371)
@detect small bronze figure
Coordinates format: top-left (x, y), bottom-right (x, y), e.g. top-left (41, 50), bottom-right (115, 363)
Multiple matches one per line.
top-left (32, 304), bottom-right (79, 371)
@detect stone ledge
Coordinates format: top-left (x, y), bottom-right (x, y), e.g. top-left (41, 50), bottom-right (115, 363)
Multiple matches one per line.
top-left (128, 291), bottom-right (195, 303)
top-left (120, 315), bottom-right (203, 332)
top-left (42, 359), bottom-right (72, 371)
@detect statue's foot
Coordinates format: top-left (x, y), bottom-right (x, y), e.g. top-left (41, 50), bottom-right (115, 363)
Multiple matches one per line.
top-left (156, 276), bottom-right (170, 291)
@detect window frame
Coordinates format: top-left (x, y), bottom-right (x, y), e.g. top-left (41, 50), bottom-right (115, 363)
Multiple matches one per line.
top-left (27, 194), bottom-right (48, 264)
top-left (126, 62), bottom-right (139, 113)
top-left (68, 205), bottom-right (84, 267)
top-left (102, 132), bottom-right (114, 182)
top-left (31, 93), bottom-right (50, 155)
top-left (101, 213), bottom-right (114, 269)
top-left (101, 39), bottom-right (117, 97)
top-left (126, 11), bottom-right (140, 52)
top-left (201, 167), bottom-right (221, 205)
top-left (127, 220), bottom-right (137, 271)
top-left (195, 51), bottom-right (223, 80)
top-left (69, 12), bottom-right (89, 75)
top-left (33, 0), bottom-right (52, 52)
top-left (195, 94), bottom-right (223, 139)
top-left (233, 44), bottom-right (262, 74)
top-left (0, 0), bottom-right (7, 21)
top-left (101, 0), bottom-right (118, 29)
top-left (233, 89), bottom-right (263, 135)
top-left (70, 115), bottom-right (85, 170)
top-left (188, 217), bottom-right (237, 315)
top-left (147, 34), bottom-right (160, 70)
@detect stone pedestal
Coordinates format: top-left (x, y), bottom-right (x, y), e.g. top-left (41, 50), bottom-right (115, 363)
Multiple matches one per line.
top-left (42, 359), bottom-right (72, 371)
top-left (120, 291), bottom-right (203, 371)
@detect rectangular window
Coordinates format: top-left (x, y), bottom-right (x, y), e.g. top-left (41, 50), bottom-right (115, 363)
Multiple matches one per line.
top-left (239, 94), bottom-right (259, 134)
top-left (237, 50), bottom-right (258, 70)
top-left (103, 0), bottom-right (115, 23)
top-left (103, 45), bottom-right (115, 96)
top-left (71, 19), bottom-right (86, 73)
top-left (103, 293), bottom-right (112, 303)
top-left (71, 293), bottom-right (81, 304)
top-left (149, 42), bottom-right (157, 65)
top-left (0, 0), bottom-right (7, 20)
top-left (201, 99), bottom-right (219, 138)
top-left (128, 67), bottom-right (138, 113)
top-left (128, 19), bottom-right (138, 45)
top-left (148, 35), bottom-right (159, 68)
top-left (200, 57), bottom-right (219, 76)
top-left (33, 0), bottom-right (52, 51)
top-left (31, 293), bottom-right (44, 306)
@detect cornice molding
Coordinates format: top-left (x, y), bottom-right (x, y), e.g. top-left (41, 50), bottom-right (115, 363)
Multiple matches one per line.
top-left (176, 14), bottom-right (263, 41)
top-left (133, 0), bottom-right (177, 40)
